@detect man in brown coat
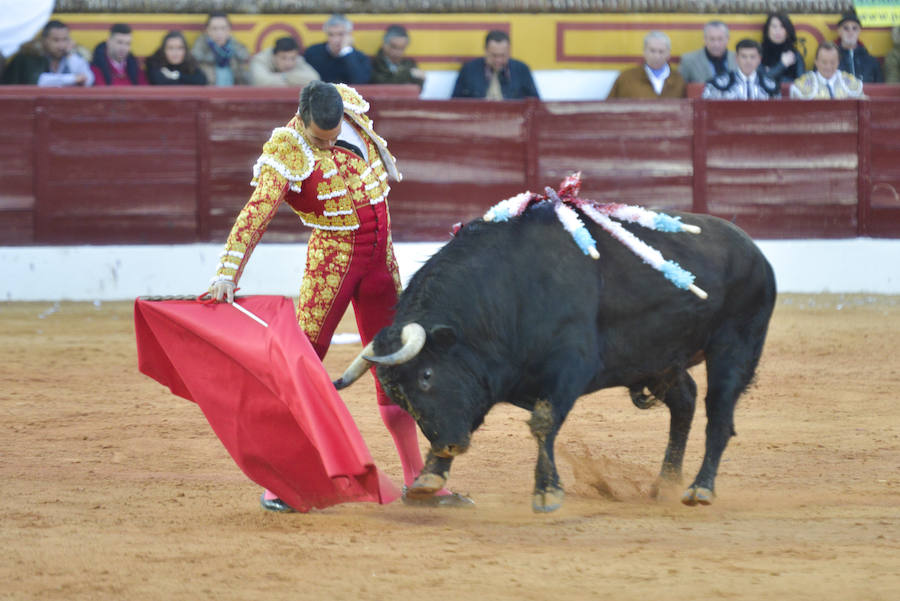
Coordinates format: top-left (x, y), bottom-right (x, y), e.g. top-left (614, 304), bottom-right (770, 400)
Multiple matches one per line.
top-left (608, 31), bottom-right (686, 99)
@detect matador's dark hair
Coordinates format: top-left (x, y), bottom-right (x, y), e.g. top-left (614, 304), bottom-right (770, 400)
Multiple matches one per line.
top-left (298, 81), bottom-right (344, 129)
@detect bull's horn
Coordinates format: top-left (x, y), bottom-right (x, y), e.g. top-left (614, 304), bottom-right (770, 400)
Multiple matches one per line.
top-left (363, 323), bottom-right (426, 366)
top-left (333, 340), bottom-right (376, 390)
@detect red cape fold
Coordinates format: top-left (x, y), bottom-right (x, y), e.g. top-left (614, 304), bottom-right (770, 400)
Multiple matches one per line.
top-left (134, 295), bottom-right (400, 512)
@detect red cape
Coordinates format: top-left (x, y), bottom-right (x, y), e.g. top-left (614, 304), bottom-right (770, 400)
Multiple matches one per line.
top-left (134, 295), bottom-right (399, 512)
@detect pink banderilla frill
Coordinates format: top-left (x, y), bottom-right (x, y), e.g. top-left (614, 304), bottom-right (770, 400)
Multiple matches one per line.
top-left (483, 172), bottom-right (708, 299)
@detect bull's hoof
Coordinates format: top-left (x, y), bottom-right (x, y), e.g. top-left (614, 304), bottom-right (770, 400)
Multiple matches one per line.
top-left (681, 485), bottom-right (715, 506)
top-left (405, 472), bottom-right (447, 498)
top-left (532, 487), bottom-right (565, 513)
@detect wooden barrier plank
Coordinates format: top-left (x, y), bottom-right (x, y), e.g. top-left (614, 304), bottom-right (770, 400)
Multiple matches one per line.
top-left (866, 99), bottom-right (900, 237)
top-left (703, 99), bottom-right (860, 237)
top-left (34, 97), bottom-right (200, 243)
top-left (2, 90), bottom-right (900, 245)
top-left (536, 100), bottom-right (695, 212)
top-left (0, 97), bottom-right (36, 244)
top-left (373, 99), bottom-right (531, 240)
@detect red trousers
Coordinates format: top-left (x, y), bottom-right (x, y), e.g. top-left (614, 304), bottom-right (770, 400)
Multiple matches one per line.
top-left (296, 201), bottom-right (402, 406)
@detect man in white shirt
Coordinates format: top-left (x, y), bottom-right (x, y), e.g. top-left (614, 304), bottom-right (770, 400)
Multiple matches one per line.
top-left (249, 36), bottom-right (320, 87)
top-left (790, 42), bottom-right (864, 99)
top-left (702, 39), bottom-right (779, 100)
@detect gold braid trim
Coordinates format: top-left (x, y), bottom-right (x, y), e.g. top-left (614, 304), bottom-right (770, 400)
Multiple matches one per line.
top-left (213, 165), bottom-right (288, 286)
top-left (251, 121), bottom-right (315, 189)
top-left (337, 84), bottom-right (402, 182)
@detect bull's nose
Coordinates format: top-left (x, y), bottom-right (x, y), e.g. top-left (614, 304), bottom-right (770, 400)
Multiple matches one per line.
top-left (433, 444), bottom-right (468, 458)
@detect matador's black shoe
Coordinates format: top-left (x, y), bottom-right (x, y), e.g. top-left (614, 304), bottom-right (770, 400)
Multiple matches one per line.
top-left (401, 486), bottom-right (475, 508)
top-left (259, 493), bottom-right (296, 513)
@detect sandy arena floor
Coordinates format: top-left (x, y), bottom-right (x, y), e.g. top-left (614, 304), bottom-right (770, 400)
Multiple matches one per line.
top-left (1, 294), bottom-right (898, 600)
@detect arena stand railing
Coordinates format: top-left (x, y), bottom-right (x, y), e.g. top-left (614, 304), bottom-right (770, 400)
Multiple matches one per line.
top-left (1, 85), bottom-right (899, 245)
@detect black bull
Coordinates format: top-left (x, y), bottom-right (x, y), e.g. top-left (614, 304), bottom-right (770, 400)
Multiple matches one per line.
top-left (336, 204), bottom-right (776, 512)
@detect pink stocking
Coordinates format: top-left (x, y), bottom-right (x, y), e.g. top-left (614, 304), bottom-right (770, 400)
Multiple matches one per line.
top-left (378, 404), bottom-right (424, 486)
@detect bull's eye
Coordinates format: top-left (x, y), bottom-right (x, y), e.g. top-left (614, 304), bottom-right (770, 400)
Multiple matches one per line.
top-left (418, 367), bottom-right (433, 391)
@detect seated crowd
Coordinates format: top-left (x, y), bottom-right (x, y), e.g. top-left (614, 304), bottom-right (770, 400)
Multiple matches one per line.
top-left (1, 9), bottom-right (898, 100)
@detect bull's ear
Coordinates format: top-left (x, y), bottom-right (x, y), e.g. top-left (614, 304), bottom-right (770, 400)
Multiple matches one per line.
top-left (429, 324), bottom-right (457, 348)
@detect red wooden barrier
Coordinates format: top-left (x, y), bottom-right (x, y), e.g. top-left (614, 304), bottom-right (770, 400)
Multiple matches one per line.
top-left (1, 86), bottom-right (899, 244)
top-left (685, 82), bottom-right (900, 99)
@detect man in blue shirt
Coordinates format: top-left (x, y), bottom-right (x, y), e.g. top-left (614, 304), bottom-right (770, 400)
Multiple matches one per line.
top-left (303, 14), bottom-right (371, 85)
top-left (451, 30), bottom-right (539, 100)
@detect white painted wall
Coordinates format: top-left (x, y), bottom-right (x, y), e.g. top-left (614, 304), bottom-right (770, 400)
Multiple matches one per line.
top-left (420, 70), bottom-right (619, 101)
top-left (3, 239), bottom-right (899, 302)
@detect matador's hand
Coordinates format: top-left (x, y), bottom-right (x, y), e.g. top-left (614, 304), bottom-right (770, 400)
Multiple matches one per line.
top-left (210, 280), bottom-right (236, 303)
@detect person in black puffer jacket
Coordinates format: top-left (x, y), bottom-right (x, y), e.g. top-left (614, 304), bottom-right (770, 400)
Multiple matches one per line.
top-left (145, 31), bottom-right (207, 86)
top-left (760, 12), bottom-right (806, 85)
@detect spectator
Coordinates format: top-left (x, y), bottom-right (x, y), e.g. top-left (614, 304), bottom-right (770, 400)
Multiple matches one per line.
top-left (886, 26), bottom-right (900, 84)
top-left (452, 30), bottom-right (539, 100)
top-left (191, 11), bottom-right (250, 86)
top-left (1, 20), bottom-right (93, 86)
top-left (304, 14), bottom-right (371, 85)
top-left (679, 20), bottom-right (737, 84)
top-left (790, 42), bottom-right (864, 99)
top-left (703, 39), bottom-right (779, 100)
top-left (249, 36), bottom-right (319, 87)
top-left (371, 24), bottom-right (425, 87)
top-left (761, 12), bottom-right (805, 85)
top-left (91, 23), bottom-right (146, 86)
top-left (607, 31), bottom-right (685, 99)
top-left (835, 10), bottom-right (883, 84)
top-left (145, 31), bottom-right (207, 85)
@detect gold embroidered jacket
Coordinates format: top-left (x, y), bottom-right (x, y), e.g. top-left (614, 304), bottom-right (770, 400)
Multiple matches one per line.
top-left (212, 84), bottom-right (401, 286)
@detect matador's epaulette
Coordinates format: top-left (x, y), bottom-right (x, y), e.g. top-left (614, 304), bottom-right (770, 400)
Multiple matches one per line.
top-left (336, 84), bottom-right (402, 182)
top-left (252, 121), bottom-right (315, 190)
top-left (708, 72), bottom-right (735, 91)
top-left (759, 73), bottom-right (779, 97)
top-left (839, 72), bottom-right (864, 96)
top-left (336, 83), bottom-right (370, 115)
top-left (791, 73), bottom-right (817, 98)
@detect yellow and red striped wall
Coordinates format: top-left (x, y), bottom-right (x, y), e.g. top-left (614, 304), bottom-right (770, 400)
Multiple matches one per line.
top-left (56, 13), bottom-right (896, 71)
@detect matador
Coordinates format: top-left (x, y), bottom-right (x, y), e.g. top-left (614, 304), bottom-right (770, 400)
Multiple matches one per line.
top-left (209, 81), bottom-right (470, 511)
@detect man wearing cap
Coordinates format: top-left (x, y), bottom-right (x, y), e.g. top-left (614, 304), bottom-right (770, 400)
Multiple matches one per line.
top-left (835, 10), bottom-right (883, 83)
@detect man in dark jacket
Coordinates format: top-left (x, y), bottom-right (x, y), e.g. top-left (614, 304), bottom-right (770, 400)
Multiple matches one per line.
top-left (835, 10), bottom-right (883, 83)
top-left (371, 25), bottom-right (425, 87)
top-left (91, 23), bottom-right (147, 86)
top-left (451, 30), bottom-right (539, 100)
top-left (1, 20), bottom-right (93, 86)
top-left (303, 14), bottom-right (371, 85)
